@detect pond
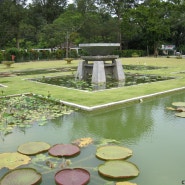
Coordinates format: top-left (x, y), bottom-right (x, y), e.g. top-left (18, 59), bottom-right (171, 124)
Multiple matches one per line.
top-left (31, 74), bottom-right (174, 91)
top-left (0, 91), bottom-right (185, 185)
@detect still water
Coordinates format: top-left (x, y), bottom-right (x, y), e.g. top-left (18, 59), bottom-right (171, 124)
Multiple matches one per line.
top-left (0, 91), bottom-right (185, 185)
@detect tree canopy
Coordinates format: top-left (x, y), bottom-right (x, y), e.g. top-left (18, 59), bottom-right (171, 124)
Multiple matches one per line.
top-left (0, 0), bottom-right (185, 55)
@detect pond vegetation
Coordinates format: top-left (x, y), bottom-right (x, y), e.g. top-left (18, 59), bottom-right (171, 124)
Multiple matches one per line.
top-left (31, 73), bottom-right (175, 91)
top-left (0, 94), bottom-right (74, 139)
top-left (0, 137), bottom-right (139, 185)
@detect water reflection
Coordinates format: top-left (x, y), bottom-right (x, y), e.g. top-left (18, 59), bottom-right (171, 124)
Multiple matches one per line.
top-left (1, 91), bottom-right (185, 185)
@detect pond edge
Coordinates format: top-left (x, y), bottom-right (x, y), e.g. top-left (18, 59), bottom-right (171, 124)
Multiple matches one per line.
top-left (0, 87), bottom-right (185, 112)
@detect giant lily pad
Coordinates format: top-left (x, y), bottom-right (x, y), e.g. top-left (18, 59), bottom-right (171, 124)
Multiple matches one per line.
top-left (96, 145), bottom-right (132, 160)
top-left (48, 144), bottom-right (80, 157)
top-left (175, 112), bottom-right (185, 118)
top-left (116, 182), bottom-right (137, 185)
top-left (18, 141), bottom-right (51, 155)
top-left (55, 168), bottom-right (90, 185)
top-left (0, 152), bottom-right (31, 170)
top-left (0, 168), bottom-right (42, 185)
top-left (172, 102), bottom-right (185, 107)
top-left (98, 160), bottom-right (139, 179)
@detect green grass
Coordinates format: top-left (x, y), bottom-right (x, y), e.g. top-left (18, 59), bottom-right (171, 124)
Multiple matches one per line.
top-left (0, 57), bottom-right (185, 107)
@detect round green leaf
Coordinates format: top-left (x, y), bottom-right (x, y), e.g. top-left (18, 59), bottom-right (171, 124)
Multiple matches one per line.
top-left (18, 142), bottom-right (51, 155)
top-left (98, 160), bottom-right (139, 179)
top-left (48, 144), bottom-right (80, 157)
top-left (0, 152), bottom-right (31, 170)
top-left (0, 168), bottom-right (42, 185)
top-left (172, 102), bottom-right (185, 107)
top-left (96, 145), bottom-right (132, 160)
top-left (55, 168), bottom-right (90, 185)
top-left (175, 112), bottom-right (185, 118)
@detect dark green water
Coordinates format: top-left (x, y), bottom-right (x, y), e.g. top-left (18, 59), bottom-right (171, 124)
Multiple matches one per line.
top-left (0, 91), bottom-right (185, 185)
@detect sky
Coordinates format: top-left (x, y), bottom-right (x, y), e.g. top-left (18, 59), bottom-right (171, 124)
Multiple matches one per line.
top-left (27, 0), bottom-right (74, 4)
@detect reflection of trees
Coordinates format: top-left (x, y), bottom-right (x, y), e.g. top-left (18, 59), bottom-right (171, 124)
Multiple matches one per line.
top-left (68, 102), bottom-right (156, 144)
top-left (48, 93), bottom-right (185, 144)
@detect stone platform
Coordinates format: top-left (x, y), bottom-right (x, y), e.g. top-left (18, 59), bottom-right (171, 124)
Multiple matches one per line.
top-left (75, 55), bottom-right (125, 86)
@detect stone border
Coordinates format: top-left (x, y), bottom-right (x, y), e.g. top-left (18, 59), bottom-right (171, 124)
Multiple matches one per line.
top-left (0, 84), bottom-right (7, 88)
top-left (0, 87), bottom-right (185, 112)
top-left (59, 86), bottom-right (185, 111)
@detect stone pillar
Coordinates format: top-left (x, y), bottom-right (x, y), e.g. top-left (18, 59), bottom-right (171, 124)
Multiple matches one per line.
top-left (75, 61), bottom-right (85, 80)
top-left (113, 59), bottom-right (125, 81)
top-left (92, 61), bottom-right (106, 84)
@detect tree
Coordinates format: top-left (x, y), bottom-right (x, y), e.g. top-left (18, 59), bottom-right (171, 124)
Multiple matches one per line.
top-left (0, 0), bottom-right (27, 48)
top-left (130, 0), bottom-right (171, 56)
top-left (31, 0), bottom-right (67, 23)
top-left (168, 1), bottom-right (185, 52)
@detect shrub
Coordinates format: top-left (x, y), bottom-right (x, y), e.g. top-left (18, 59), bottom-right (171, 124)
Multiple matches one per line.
top-left (113, 49), bottom-right (146, 57)
top-left (3, 48), bottom-right (19, 61)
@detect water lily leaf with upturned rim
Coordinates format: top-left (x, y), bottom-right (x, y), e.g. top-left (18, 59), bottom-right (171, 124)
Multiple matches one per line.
top-left (98, 160), bottom-right (139, 179)
top-left (55, 168), bottom-right (90, 185)
top-left (175, 112), bottom-right (185, 118)
top-left (0, 152), bottom-right (31, 170)
top-left (96, 145), bottom-right (132, 160)
top-left (18, 141), bottom-right (51, 155)
top-left (48, 144), bottom-right (80, 157)
top-left (116, 182), bottom-right (137, 185)
top-left (0, 168), bottom-right (42, 185)
top-left (172, 102), bottom-right (185, 107)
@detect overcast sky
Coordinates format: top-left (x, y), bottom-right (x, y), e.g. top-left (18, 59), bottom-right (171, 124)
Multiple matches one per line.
top-left (27, 0), bottom-right (74, 4)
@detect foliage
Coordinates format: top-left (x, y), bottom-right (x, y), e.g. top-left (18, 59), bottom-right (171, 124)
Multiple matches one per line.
top-left (98, 160), bottom-right (139, 178)
top-left (48, 144), bottom-right (80, 157)
top-left (0, 168), bottom-right (42, 185)
top-left (0, 135), bottom-right (139, 184)
top-left (0, 0), bottom-right (185, 55)
top-left (0, 94), bottom-right (74, 139)
top-left (18, 142), bottom-right (51, 155)
top-left (114, 50), bottom-right (146, 57)
top-left (96, 145), bottom-right (132, 160)
top-left (55, 168), bottom-right (90, 185)
top-left (166, 102), bottom-right (185, 118)
top-left (0, 152), bottom-right (31, 170)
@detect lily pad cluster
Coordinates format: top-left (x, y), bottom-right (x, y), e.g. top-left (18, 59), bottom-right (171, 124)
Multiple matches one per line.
top-left (96, 145), bottom-right (139, 184)
top-left (0, 94), bottom-right (74, 136)
top-left (0, 139), bottom-right (139, 185)
top-left (0, 141), bottom-right (90, 185)
top-left (166, 102), bottom-right (185, 118)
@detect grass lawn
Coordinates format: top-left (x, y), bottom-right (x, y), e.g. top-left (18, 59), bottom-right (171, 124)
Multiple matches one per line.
top-left (0, 57), bottom-right (185, 108)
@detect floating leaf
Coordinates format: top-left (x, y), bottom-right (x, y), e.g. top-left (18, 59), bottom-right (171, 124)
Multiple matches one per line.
top-left (116, 182), bottom-right (137, 185)
top-left (72, 137), bottom-right (93, 148)
top-left (18, 142), bottom-right (51, 155)
top-left (175, 112), bottom-right (185, 118)
top-left (48, 144), bottom-right (80, 157)
top-left (166, 107), bottom-right (176, 111)
top-left (172, 102), bottom-right (185, 107)
top-left (98, 160), bottom-right (139, 179)
top-left (0, 168), bottom-right (42, 185)
top-left (55, 168), bottom-right (90, 185)
top-left (0, 152), bottom-right (31, 170)
top-left (96, 145), bottom-right (132, 160)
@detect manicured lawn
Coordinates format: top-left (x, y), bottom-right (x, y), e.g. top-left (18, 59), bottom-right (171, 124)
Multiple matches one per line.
top-left (0, 57), bottom-right (185, 107)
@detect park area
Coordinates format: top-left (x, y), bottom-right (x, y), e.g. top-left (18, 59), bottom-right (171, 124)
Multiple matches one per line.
top-left (0, 57), bottom-right (185, 185)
